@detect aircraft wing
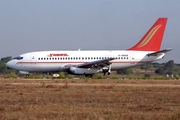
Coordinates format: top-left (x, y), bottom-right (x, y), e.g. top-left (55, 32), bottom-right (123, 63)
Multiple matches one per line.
top-left (77, 58), bottom-right (114, 68)
top-left (147, 48), bottom-right (173, 56)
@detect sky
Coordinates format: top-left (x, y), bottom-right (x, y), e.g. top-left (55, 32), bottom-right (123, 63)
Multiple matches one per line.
top-left (0, 0), bottom-right (180, 63)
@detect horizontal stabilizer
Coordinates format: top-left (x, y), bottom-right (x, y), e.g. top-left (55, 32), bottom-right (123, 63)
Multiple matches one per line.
top-left (147, 48), bottom-right (173, 56)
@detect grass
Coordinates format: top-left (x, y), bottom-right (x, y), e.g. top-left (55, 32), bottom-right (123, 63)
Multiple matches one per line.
top-left (0, 79), bottom-right (180, 119)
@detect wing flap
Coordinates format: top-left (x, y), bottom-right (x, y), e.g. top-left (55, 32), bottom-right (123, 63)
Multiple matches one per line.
top-left (78, 58), bottom-right (114, 68)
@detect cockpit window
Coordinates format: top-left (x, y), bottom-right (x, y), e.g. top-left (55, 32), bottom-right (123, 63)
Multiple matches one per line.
top-left (13, 56), bottom-right (23, 60)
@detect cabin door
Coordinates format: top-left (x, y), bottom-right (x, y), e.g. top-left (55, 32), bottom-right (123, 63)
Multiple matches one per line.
top-left (131, 53), bottom-right (135, 61)
top-left (30, 54), bottom-right (36, 63)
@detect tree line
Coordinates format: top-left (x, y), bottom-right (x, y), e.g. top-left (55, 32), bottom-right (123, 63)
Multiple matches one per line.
top-left (116, 60), bottom-right (180, 77)
top-left (0, 56), bottom-right (12, 73)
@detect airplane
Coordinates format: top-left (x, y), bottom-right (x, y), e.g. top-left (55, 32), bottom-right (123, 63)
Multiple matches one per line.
top-left (6, 18), bottom-right (172, 77)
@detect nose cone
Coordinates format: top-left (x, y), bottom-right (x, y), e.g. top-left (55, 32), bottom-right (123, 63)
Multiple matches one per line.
top-left (6, 60), bottom-right (15, 69)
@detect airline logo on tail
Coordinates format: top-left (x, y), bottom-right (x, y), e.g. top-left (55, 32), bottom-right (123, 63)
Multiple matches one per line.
top-left (137, 24), bottom-right (162, 48)
top-left (128, 18), bottom-right (167, 51)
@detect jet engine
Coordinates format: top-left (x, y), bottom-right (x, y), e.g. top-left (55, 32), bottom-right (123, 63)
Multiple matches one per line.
top-left (19, 71), bottom-right (29, 75)
top-left (69, 67), bottom-right (99, 75)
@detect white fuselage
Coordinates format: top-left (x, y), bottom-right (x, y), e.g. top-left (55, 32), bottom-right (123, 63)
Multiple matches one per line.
top-left (6, 50), bottom-right (165, 74)
top-left (6, 18), bottom-right (169, 75)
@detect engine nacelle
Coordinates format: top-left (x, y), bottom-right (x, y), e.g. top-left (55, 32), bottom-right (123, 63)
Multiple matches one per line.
top-left (70, 67), bottom-right (99, 75)
top-left (19, 71), bottom-right (29, 75)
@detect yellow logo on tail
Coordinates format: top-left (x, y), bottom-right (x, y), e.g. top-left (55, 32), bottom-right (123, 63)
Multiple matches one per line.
top-left (137, 24), bottom-right (162, 48)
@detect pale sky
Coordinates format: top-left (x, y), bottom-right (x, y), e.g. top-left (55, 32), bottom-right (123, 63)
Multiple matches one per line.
top-left (0, 0), bottom-right (180, 63)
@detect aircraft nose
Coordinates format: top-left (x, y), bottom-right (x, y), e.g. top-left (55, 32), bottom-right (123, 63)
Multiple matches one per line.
top-left (6, 61), bottom-right (14, 69)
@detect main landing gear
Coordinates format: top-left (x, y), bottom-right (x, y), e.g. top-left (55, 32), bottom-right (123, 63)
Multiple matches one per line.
top-left (26, 74), bottom-right (29, 77)
top-left (103, 65), bottom-right (111, 76)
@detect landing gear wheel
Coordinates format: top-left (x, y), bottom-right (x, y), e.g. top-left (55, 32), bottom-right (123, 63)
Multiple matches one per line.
top-left (26, 74), bottom-right (29, 77)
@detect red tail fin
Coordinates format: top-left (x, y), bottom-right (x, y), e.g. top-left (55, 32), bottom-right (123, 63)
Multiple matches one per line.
top-left (128, 18), bottom-right (167, 51)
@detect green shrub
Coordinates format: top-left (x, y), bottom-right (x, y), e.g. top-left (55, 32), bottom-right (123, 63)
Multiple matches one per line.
top-left (93, 73), bottom-right (103, 79)
top-left (59, 71), bottom-right (66, 79)
top-left (67, 75), bottom-right (74, 79)
top-left (111, 75), bottom-right (119, 79)
top-left (144, 74), bottom-right (151, 78)
top-left (10, 71), bottom-right (17, 78)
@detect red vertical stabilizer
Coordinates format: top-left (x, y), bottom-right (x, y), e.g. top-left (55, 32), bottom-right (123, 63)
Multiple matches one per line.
top-left (128, 18), bottom-right (167, 51)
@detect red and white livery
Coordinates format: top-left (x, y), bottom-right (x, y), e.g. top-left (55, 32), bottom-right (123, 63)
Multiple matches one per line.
top-left (6, 18), bottom-right (172, 76)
